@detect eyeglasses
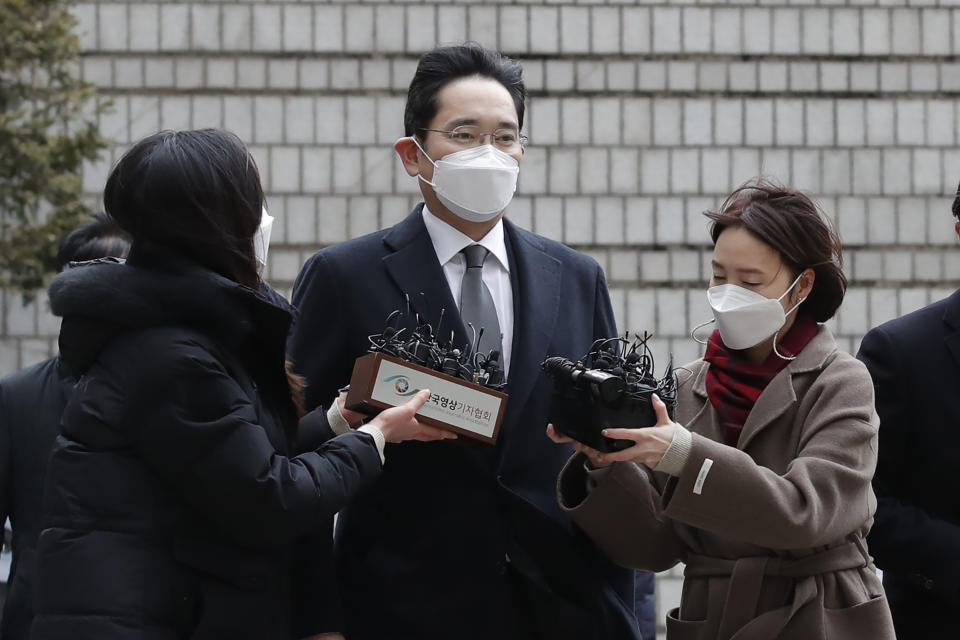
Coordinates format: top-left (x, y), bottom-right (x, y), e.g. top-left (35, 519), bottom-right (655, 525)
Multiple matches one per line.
top-left (419, 125), bottom-right (528, 150)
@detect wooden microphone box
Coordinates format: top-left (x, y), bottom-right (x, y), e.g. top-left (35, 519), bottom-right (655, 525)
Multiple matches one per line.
top-left (345, 352), bottom-right (507, 445)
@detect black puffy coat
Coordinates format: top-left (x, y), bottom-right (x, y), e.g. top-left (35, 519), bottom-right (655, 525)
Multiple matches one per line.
top-left (32, 248), bottom-right (381, 639)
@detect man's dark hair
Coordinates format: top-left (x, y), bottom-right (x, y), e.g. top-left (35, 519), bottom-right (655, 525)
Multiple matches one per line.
top-left (705, 179), bottom-right (848, 323)
top-left (404, 43), bottom-right (526, 138)
top-left (103, 129), bottom-right (265, 288)
top-left (56, 212), bottom-right (131, 272)
top-left (953, 179), bottom-right (960, 219)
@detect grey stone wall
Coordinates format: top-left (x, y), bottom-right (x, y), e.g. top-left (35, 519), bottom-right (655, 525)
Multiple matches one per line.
top-left (4, 1), bottom-right (958, 635)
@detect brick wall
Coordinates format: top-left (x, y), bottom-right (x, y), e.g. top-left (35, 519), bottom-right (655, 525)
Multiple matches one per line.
top-left (3, 2), bottom-right (958, 635)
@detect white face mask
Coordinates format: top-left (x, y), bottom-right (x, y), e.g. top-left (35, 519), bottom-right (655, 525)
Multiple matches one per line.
top-left (254, 206), bottom-right (274, 272)
top-left (414, 139), bottom-right (520, 223)
top-left (705, 272), bottom-right (806, 350)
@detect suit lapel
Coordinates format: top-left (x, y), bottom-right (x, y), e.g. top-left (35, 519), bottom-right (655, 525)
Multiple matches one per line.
top-left (381, 205), bottom-right (470, 349)
top-left (502, 220), bottom-right (561, 422)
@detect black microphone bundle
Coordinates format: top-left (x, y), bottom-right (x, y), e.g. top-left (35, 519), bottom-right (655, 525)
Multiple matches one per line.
top-left (366, 300), bottom-right (506, 391)
top-left (542, 332), bottom-right (678, 453)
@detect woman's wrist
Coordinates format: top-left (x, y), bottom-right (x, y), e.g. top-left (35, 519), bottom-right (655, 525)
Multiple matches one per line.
top-left (356, 424), bottom-right (386, 465)
top-left (653, 423), bottom-right (692, 476)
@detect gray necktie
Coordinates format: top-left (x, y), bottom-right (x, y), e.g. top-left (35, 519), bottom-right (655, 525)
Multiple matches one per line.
top-left (459, 244), bottom-right (503, 359)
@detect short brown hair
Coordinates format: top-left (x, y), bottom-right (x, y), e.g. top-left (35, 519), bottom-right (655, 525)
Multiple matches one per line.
top-left (705, 179), bottom-right (847, 322)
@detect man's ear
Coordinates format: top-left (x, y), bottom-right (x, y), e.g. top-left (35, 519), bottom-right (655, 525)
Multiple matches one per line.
top-left (955, 219), bottom-right (960, 240)
top-left (394, 137), bottom-right (421, 177)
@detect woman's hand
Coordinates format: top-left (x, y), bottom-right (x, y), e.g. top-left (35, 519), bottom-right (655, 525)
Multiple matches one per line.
top-left (336, 391), bottom-right (367, 427)
top-left (545, 424), bottom-right (612, 468)
top-left (546, 394), bottom-right (679, 468)
top-left (368, 389), bottom-right (457, 443)
top-left (596, 394), bottom-right (677, 468)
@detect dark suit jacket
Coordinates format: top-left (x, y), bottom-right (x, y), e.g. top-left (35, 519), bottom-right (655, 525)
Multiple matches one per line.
top-left (0, 356), bottom-right (72, 639)
top-left (289, 206), bottom-right (647, 640)
top-left (857, 288), bottom-right (960, 639)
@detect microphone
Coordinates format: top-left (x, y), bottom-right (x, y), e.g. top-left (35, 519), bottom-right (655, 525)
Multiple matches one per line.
top-left (542, 332), bottom-right (677, 453)
top-left (366, 305), bottom-right (506, 391)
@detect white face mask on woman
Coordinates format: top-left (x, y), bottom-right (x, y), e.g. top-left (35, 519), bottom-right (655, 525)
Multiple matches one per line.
top-left (254, 206), bottom-right (274, 272)
top-left (705, 272), bottom-right (806, 350)
top-left (414, 139), bottom-right (520, 223)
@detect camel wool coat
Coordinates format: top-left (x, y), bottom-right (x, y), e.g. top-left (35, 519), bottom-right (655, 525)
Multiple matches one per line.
top-left (558, 326), bottom-right (895, 640)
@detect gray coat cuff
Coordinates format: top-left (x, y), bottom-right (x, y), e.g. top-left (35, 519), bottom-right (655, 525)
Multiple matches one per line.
top-left (654, 423), bottom-right (693, 477)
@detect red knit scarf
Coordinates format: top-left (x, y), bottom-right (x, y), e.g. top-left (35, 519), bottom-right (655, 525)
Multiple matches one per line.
top-left (704, 316), bottom-right (819, 446)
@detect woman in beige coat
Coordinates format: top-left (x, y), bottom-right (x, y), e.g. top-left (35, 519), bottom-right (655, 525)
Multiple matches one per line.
top-left (551, 181), bottom-right (895, 640)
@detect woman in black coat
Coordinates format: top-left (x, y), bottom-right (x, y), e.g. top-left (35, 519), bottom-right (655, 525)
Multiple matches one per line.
top-left (32, 129), bottom-right (452, 640)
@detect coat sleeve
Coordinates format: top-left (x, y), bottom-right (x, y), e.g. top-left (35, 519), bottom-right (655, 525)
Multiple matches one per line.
top-left (297, 404), bottom-right (337, 452)
top-left (121, 334), bottom-right (382, 550)
top-left (659, 355), bottom-right (879, 550)
top-left (857, 326), bottom-right (960, 604)
top-left (289, 252), bottom-right (352, 413)
top-left (592, 264), bottom-right (617, 340)
top-left (558, 453), bottom-right (685, 572)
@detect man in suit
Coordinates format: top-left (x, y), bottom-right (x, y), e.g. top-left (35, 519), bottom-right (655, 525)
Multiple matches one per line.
top-left (0, 213), bottom-right (130, 639)
top-left (289, 44), bottom-right (652, 639)
top-left (856, 194), bottom-right (960, 638)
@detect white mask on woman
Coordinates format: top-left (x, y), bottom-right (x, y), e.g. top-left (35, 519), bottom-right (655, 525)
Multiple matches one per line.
top-left (254, 206), bottom-right (274, 272)
top-left (704, 272), bottom-right (806, 350)
top-left (414, 140), bottom-right (520, 223)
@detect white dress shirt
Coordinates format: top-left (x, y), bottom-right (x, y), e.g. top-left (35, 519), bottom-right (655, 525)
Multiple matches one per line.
top-left (421, 206), bottom-right (514, 376)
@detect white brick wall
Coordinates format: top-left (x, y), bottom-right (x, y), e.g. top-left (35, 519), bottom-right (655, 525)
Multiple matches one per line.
top-left (6, 2), bottom-right (960, 636)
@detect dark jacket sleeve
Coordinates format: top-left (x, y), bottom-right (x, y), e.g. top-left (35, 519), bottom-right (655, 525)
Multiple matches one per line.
top-left (858, 326), bottom-right (960, 605)
top-left (592, 264), bottom-right (617, 343)
top-left (117, 333), bottom-right (381, 551)
top-left (297, 405), bottom-right (337, 452)
top-left (289, 252), bottom-right (353, 413)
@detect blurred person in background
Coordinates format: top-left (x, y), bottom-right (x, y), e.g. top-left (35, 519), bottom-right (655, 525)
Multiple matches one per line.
top-left (31, 128), bottom-right (451, 640)
top-left (551, 181), bottom-right (895, 639)
top-left (856, 185), bottom-right (960, 639)
top-left (0, 213), bottom-right (130, 639)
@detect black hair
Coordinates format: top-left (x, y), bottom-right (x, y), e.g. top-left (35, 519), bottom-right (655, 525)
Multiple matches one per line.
top-left (103, 129), bottom-right (264, 288)
top-left (403, 43), bottom-right (526, 138)
top-left (56, 212), bottom-right (131, 271)
top-left (705, 179), bottom-right (848, 323)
